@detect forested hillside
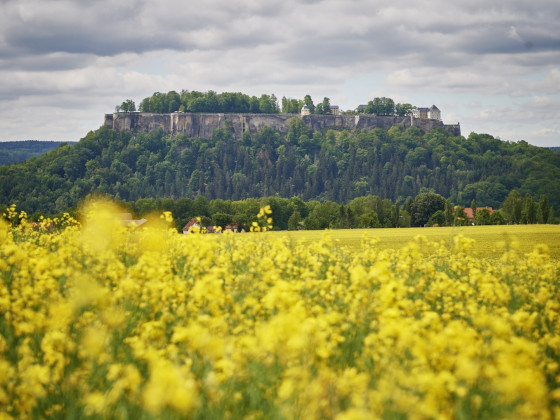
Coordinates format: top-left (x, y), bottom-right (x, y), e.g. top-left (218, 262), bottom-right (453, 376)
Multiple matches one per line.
top-left (1, 120), bottom-right (559, 218)
top-left (0, 141), bottom-right (75, 165)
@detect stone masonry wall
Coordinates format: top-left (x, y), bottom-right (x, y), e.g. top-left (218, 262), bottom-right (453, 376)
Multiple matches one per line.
top-left (104, 112), bottom-right (461, 139)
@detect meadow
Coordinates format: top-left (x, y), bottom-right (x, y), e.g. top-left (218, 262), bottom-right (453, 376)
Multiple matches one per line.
top-left (1, 202), bottom-right (559, 419)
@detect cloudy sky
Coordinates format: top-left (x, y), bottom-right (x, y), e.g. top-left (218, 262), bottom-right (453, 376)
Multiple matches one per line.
top-left (1, 0), bottom-right (559, 146)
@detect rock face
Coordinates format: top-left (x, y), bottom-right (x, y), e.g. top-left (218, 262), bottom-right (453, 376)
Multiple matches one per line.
top-left (104, 112), bottom-right (461, 138)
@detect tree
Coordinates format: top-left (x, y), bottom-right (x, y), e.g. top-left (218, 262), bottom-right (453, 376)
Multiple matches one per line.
top-left (444, 199), bottom-right (454, 226)
top-left (454, 206), bottom-right (468, 226)
top-left (365, 97), bottom-right (395, 116)
top-left (316, 97), bottom-right (331, 115)
top-left (391, 199), bottom-right (401, 228)
top-left (410, 193), bottom-right (446, 227)
top-left (167, 91), bottom-right (181, 113)
top-left (522, 193), bottom-right (537, 224)
top-left (258, 94), bottom-right (278, 113)
top-left (539, 195), bottom-right (550, 223)
top-left (359, 211), bottom-right (381, 228)
top-left (212, 212), bottom-right (233, 229)
top-left (287, 211), bottom-right (301, 230)
top-left (306, 201), bottom-right (339, 229)
top-left (281, 97), bottom-right (302, 114)
top-left (427, 210), bottom-right (446, 226)
top-left (502, 190), bottom-right (523, 224)
top-left (116, 99), bottom-right (136, 113)
top-left (474, 208), bottom-right (492, 225)
top-left (490, 209), bottom-right (506, 225)
top-left (192, 196), bottom-right (210, 217)
top-left (395, 103), bottom-right (413, 117)
top-left (303, 95), bottom-right (315, 114)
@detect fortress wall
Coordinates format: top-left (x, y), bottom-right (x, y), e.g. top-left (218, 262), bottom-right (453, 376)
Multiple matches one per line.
top-left (104, 112), bottom-right (460, 139)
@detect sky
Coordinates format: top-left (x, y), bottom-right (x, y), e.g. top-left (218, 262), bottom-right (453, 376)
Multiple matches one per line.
top-left (0, 0), bottom-right (559, 147)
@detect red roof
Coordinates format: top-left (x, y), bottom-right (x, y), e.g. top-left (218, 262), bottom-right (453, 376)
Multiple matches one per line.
top-left (464, 207), bottom-right (493, 220)
top-left (182, 218), bottom-right (199, 231)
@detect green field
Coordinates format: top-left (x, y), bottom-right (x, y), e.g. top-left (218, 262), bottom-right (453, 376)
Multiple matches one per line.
top-left (270, 224), bottom-right (560, 259)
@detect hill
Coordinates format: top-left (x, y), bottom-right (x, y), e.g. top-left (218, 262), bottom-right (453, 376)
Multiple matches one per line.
top-left (0, 141), bottom-right (76, 165)
top-left (0, 122), bottom-right (559, 216)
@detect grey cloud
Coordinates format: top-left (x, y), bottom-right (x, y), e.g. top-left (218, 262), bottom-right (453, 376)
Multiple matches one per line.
top-left (0, 52), bottom-right (98, 71)
top-left (1, 0), bottom-right (560, 146)
top-left (2, 0), bottom-right (559, 70)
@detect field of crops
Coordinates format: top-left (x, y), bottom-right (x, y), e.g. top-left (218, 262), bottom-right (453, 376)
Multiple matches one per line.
top-left (1, 202), bottom-right (560, 419)
top-left (275, 224), bottom-right (560, 260)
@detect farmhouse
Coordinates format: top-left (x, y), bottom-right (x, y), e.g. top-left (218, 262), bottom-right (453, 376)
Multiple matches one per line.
top-left (465, 207), bottom-right (493, 224)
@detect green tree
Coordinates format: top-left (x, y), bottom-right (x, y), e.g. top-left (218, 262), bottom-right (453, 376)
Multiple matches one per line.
top-left (454, 206), bottom-right (468, 226)
top-left (490, 209), bottom-right (506, 225)
top-left (116, 99), bottom-right (136, 113)
top-left (192, 196), bottom-right (210, 217)
top-left (287, 211), bottom-right (301, 230)
top-left (474, 208), bottom-right (492, 225)
top-left (522, 193), bottom-right (537, 224)
top-left (391, 199), bottom-right (401, 228)
top-left (316, 97), bottom-right (331, 115)
top-left (444, 200), bottom-right (454, 226)
top-left (395, 103), bottom-right (413, 116)
top-left (167, 91), bottom-right (181, 112)
top-left (502, 190), bottom-right (523, 224)
top-left (538, 195), bottom-right (550, 223)
top-left (410, 193), bottom-right (446, 227)
top-left (303, 95), bottom-right (315, 114)
top-left (365, 97), bottom-right (395, 116)
top-left (359, 211), bottom-right (381, 228)
top-left (427, 210), bottom-right (445, 226)
top-left (212, 212), bottom-right (233, 229)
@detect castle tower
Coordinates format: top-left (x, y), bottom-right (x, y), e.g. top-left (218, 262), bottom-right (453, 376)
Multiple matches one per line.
top-left (428, 105), bottom-right (441, 121)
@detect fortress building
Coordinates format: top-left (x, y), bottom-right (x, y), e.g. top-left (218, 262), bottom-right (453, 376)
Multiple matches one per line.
top-left (412, 105), bottom-right (441, 121)
top-left (104, 110), bottom-right (460, 139)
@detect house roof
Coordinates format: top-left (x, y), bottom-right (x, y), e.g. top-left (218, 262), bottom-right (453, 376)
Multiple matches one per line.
top-left (464, 207), bottom-right (493, 220)
top-left (115, 213), bottom-right (148, 227)
top-left (125, 218), bottom-right (148, 228)
top-left (182, 217), bottom-right (200, 231)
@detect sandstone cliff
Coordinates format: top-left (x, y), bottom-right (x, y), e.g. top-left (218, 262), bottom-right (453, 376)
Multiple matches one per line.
top-left (104, 112), bottom-right (461, 138)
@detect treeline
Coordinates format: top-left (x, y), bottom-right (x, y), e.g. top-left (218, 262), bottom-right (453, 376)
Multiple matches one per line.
top-left (130, 91), bottom-right (281, 114)
top-left (117, 90), bottom-right (414, 116)
top-left (279, 95), bottom-right (412, 116)
top-left (1, 121), bottom-right (559, 219)
top-left (356, 97), bottom-right (414, 116)
top-left (88, 191), bottom-right (554, 233)
top-left (0, 141), bottom-right (76, 165)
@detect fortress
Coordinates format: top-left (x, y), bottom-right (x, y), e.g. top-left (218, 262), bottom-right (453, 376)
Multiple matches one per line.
top-left (104, 111), bottom-right (461, 139)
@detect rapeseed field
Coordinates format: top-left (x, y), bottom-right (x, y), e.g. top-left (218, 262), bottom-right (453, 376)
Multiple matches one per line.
top-left (1, 201), bottom-right (559, 419)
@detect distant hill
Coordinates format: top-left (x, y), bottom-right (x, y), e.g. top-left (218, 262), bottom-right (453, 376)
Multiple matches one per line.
top-left (0, 141), bottom-right (76, 165)
top-left (0, 123), bottom-right (559, 216)
top-left (549, 147), bottom-right (560, 154)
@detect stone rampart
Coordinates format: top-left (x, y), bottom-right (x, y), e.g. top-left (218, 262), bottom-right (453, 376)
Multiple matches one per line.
top-left (104, 112), bottom-right (461, 138)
